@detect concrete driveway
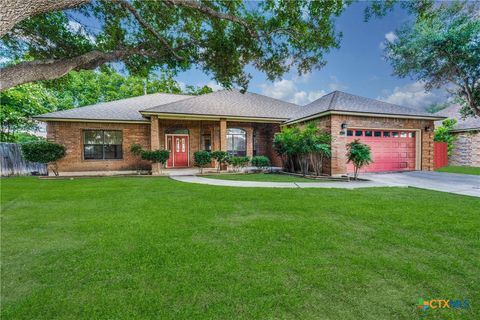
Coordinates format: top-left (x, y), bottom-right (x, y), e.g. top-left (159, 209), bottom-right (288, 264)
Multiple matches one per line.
top-left (363, 171), bottom-right (480, 197)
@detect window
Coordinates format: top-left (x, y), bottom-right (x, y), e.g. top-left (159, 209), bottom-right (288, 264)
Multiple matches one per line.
top-left (365, 130), bottom-right (373, 137)
top-left (165, 127), bottom-right (189, 134)
top-left (400, 132), bottom-right (408, 138)
top-left (392, 131), bottom-right (399, 138)
top-left (347, 130), bottom-right (353, 136)
top-left (383, 131), bottom-right (390, 137)
top-left (84, 130), bottom-right (122, 160)
top-left (253, 130), bottom-right (257, 156)
top-left (355, 130), bottom-right (363, 137)
top-left (227, 128), bottom-right (246, 156)
top-left (408, 132), bottom-right (416, 138)
top-left (374, 131), bottom-right (381, 137)
top-left (201, 134), bottom-right (211, 151)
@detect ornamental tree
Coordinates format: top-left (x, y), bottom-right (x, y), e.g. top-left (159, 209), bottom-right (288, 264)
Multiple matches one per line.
top-left (210, 150), bottom-right (229, 172)
top-left (1, 0), bottom-right (346, 91)
top-left (193, 150), bottom-right (212, 174)
top-left (21, 141), bottom-right (66, 176)
top-left (346, 140), bottom-right (372, 180)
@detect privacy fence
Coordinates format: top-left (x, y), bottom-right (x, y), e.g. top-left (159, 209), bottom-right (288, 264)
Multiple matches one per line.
top-left (0, 143), bottom-right (47, 177)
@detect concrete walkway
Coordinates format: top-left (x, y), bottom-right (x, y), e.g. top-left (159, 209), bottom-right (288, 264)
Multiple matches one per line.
top-left (170, 175), bottom-right (395, 189)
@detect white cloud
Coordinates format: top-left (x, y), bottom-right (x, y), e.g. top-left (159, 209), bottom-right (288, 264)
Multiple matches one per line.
top-left (385, 31), bottom-right (398, 43)
top-left (205, 81), bottom-right (223, 91)
top-left (260, 75), bottom-right (345, 105)
top-left (67, 20), bottom-right (96, 43)
top-left (378, 81), bottom-right (448, 110)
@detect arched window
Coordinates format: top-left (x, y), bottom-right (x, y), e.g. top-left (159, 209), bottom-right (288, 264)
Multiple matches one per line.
top-left (165, 127), bottom-right (189, 134)
top-left (227, 128), bottom-right (246, 156)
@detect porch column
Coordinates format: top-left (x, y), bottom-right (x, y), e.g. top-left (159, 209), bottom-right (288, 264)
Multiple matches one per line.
top-left (246, 127), bottom-right (254, 157)
top-left (220, 118), bottom-right (227, 152)
top-left (150, 115), bottom-right (161, 175)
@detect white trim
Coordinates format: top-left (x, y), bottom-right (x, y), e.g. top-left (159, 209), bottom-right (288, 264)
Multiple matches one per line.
top-left (165, 134), bottom-right (190, 168)
top-left (346, 126), bottom-right (422, 170)
top-left (285, 110), bottom-right (445, 125)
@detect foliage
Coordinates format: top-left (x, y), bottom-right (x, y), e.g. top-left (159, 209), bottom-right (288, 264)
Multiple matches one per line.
top-left (141, 150), bottom-right (170, 165)
top-left (434, 119), bottom-right (457, 155)
top-left (0, 132), bottom-right (45, 143)
top-left (2, 0), bottom-right (348, 89)
top-left (274, 122), bottom-right (331, 176)
top-left (20, 141), bottom-right (65, 176)
top-left (228, 156), bottom-right (250, 173)
top-left (130, 144), bottom-right (143, 157)
top-left (383, 1), bottom-right (480, 117)
top-left (346, 140), bottom-right (373, 180)
top-left (251, 156), bottom-right (271, 170)
top-left (193, 151), bottom-right (212, 174)
top-left (210, 150), bottom-right (230, 172)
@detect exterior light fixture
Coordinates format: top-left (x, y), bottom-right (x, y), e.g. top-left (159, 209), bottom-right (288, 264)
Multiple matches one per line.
top-left (341, 122), bottom-right (348, 129)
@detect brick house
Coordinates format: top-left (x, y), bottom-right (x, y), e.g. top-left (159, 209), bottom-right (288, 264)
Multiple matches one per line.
top-left (435, 105), bottom-right (480, 167)
top-left (35, 90), bottom-right (444, 176)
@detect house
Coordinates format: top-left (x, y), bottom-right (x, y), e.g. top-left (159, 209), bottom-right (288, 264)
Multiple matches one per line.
top-left (35, 90), bottom-right (444, 176)
top-left (435, 105), bottom-right (480, 167)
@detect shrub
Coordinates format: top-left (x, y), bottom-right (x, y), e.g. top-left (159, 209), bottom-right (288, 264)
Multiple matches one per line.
top-left (210, 150), bottom-right (230, 172)
top-left (141, 150), bottom-right (170, 173)
top-left (193, 150), bottom-right (212, 173)
top-left (346, 139), bottom-right (372, 180)
top-left (228, 156), bottom-right (250, 172)
top-left (21, 141), bottom-right (66, 176)
top-left (434, 119), bottom-right (457, 155)
top-left (251, 155), bottom-right (270, 170)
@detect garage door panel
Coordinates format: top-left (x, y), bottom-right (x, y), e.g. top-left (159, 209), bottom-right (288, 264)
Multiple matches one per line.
top-left (346, 129), bottom-right (416, 173)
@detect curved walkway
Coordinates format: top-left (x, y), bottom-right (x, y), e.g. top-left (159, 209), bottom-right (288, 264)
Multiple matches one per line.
top-left (170, 175), bottom-right (395, 189)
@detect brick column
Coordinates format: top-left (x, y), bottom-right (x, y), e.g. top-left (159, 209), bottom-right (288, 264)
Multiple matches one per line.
top-left (246, 126), bottom-right (254, 157)
top-left (330, 115), bottom-right (347, 176)
top-left (220, 118), bottom-right (227, 152)
top-left (150, 115), bottom-right (161, 175)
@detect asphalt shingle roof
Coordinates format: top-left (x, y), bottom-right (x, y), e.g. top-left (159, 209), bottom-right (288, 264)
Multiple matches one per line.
top-left (288, 91), bottom-right (442, 122)
top-left (434, 105), bottom-right (480, 131)
top-left (141, 89), bottom-right (299, 119)
top-left (34, 93), bottom-right (191, 122)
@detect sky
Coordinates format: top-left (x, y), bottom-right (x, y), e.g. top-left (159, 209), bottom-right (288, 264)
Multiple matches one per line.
top-left (173, 2), bottom-right (448, 110)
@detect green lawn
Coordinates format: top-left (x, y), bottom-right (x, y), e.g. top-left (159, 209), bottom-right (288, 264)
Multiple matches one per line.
top-left (202, 172), bottom-right (322, 182)
top-left (1, 177), bottom-right (479, 319)
top-left (436, 166), bottom-right (480, 175)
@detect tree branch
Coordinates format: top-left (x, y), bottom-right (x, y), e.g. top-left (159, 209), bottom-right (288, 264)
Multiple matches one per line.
top-left (0, 0), bottom-right (91, 37)
top-left (115, 0), bottom-right (184, 61)
top-left (164, 0), bottom-right (257, 37)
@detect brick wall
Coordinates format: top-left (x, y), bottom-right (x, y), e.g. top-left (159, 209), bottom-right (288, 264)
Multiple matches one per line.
top-left (450, 131), bottom-right (480, 166)
top-left (328, 115), bottom-right (435, 175)
top-left (47, 121), bottom-right (151, 172)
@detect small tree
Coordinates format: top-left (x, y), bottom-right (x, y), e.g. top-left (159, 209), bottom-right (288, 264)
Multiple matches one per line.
top-left (21, 141), bottom-right (66, 176)
top-left (434, 119), bottom-right (457, 155)
top-left (228, 156), bottom-right (250, 173)
top-left (130, 143), bottom-right (144, 174)
top-left (251, 156), bottom-right (271, 171)
top-left (346, 140), bottom-right (373, 180)
top-left (193, 151), bottom-right (212, 174)
top-left (141, 150), bottom-right (170, 174)
top-left (210, 150), bottom-right (230, 172)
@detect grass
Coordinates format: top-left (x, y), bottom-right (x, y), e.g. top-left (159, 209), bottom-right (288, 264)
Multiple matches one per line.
top-left (436, 166), bottom-right (480, 175)
top-left (202, 172), bottom-right (322, 182)
top-left (1, 177), bottom-right (479, 319)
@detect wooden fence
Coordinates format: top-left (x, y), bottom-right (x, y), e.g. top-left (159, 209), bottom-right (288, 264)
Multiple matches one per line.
top-left (434, 142), bottom-right (448, 169)
top-left (0, 143), bottom-right (47, 176)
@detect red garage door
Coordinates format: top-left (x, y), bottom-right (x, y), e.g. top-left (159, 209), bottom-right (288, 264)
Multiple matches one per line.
top-left (346, 129), bottom-right (416, 173)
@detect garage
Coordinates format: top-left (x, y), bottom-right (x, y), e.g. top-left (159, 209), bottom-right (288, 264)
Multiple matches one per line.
top-left (346, 129), bottom-right (417, 173)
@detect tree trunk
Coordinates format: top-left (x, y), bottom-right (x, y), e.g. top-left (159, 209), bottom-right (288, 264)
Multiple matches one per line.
top-left (0, 0), bottom-right (91, 37)
top-left (0, 49), bottom-right (143, 91)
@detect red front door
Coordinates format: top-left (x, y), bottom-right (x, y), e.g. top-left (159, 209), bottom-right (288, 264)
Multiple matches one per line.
top-left (167, 135), bottom-right (188, 167)
top-left (346, 129), bottom-right (416, 173)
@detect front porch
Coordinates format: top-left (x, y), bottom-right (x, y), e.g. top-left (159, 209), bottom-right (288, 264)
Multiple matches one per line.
top-left (149, 116), bottom-right (281, 174)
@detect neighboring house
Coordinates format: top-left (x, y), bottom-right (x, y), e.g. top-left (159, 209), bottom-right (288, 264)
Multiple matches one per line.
top-left (435, 105), bottom-right (480, 167)
top-left (35, 90), bottom-right (444, 176)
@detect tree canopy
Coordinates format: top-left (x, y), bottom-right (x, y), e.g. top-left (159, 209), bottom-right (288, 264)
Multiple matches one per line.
top-left (0, 0), bottom-right (348, 91)
top-left (383, 1), bottom-right (480, 117)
